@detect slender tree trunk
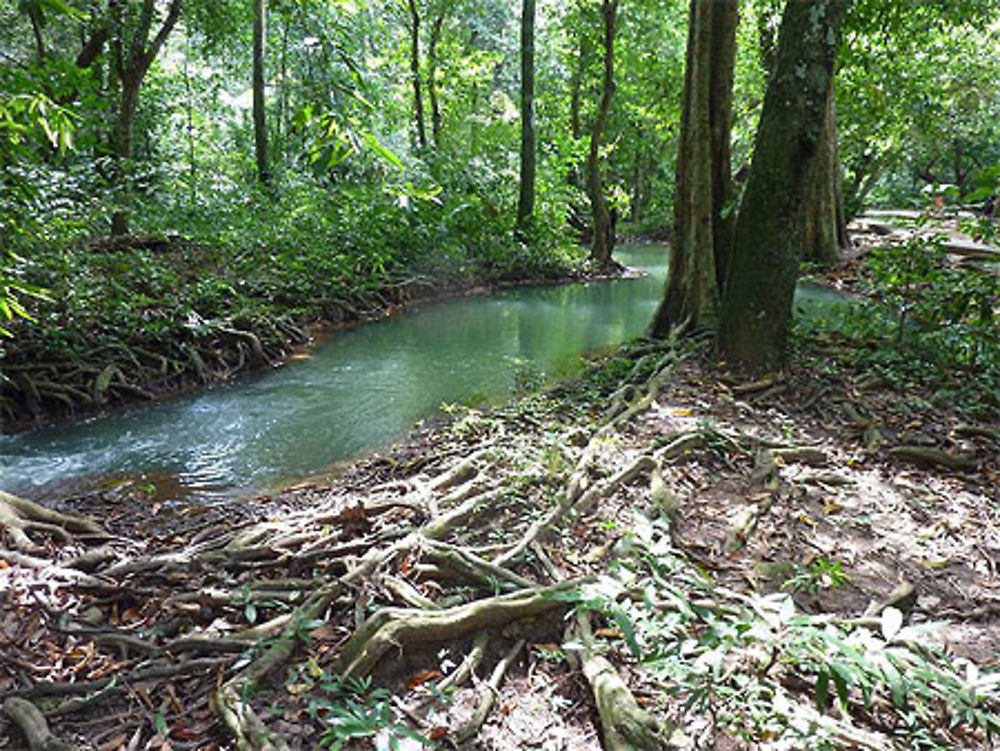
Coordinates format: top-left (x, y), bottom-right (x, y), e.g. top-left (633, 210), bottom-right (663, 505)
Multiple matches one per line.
top-left (516, 0), bottom-right (536, 237)
top-left (407, 0), bottom-right (427, 149)
top-left (587, 0), bottom-right (619, 266)
top-left (108, 0), bottom-right (184, 236)
top-left (276, 14), bottom-right (290, 162)
top-left (252, 0), bottom-right (270, 184)
top-left (428, 13), bottom-right (444, 148)
top-left (719, 0), bottom-right (850, 368)
top-left (111, 78), bottom-right (140, 237)
top-left (569, 28), bottom-right (585, 142)
top-left (566, 26), bottom-right (588, 238)
top-left (650, 0), bottom-right (737, 336)
top-left (802, 83), bottom-right (847, 265)
top-left (27, 6), bottom-right (47, 62)
top-left (183, 38), bottom-right (197, 207)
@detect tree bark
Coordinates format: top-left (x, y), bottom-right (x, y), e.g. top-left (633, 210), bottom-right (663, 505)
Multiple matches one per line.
top-left (802, 83), bottom-right (847, 265)
top-left (650, 0), bottom-right (737, 336)
top-left (252, 0), bottom-right (270, 184)
top-left (587, 0), bottom-right (619, 266)
top-left (516, 0), bottom-right (537, 237)
top-left (108, 0), bottom-right (184, 236)
top-left (718, 0), bottom-right (850, 368)
top-left (428, 12), bottom-right (444, 148)
top-left (27, 4), bottom-right (47, 62)
top-left (407, 0), bottom-right (427, 149)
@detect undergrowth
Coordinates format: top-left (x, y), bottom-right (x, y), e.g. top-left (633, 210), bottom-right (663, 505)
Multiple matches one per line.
top-left (575, 515), bottom-right (1000, 749)
top-left (794, 233), bottom-right (1000, 417)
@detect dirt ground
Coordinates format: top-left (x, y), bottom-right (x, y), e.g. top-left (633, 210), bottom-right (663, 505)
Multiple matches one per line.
top-left (1, 325), bottom-right (997, 750)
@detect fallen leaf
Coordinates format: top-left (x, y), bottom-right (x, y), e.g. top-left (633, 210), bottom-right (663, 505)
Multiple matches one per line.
top-left (286, 683), bottom-right (310, 695)
top-left (407, 669), bottom-right (443, 689)
top-left (169, 725), bottom-right (198, 741)
top-left (99, 732), bottom-right (128, 751)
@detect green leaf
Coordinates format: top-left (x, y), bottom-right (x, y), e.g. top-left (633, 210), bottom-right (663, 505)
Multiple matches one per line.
top-left (362, 132), bottom-right (402, 169)
top-left (611, 606), bottom-right (641, 658)
top-left (830, 662), bottom-right (852, 708)
top-left (816, 670), bottom-right (830, 709)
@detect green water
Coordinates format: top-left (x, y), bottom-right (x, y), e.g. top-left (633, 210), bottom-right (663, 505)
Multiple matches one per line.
top-left (0, 244), bottom-right (848, 499)
top-left (0, 246), bottom-right (667, 497)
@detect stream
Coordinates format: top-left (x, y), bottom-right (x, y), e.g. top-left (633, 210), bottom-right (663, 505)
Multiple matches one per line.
top-left (0, 245), bottom-right (848, 500)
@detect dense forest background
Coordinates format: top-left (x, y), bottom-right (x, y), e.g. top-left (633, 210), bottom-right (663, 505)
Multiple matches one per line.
top-left (2, 0), bottom-right (999, 426)
top-left (2, 3), bottom-right (1000, 750)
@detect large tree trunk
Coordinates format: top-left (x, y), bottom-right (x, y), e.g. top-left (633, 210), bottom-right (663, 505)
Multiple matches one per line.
top-left (650, 0), bottom-right (737, 336)
top-left (718, 0), bottom-right (850, 368)
top-left (802, 83), bottom-right (847, 265)
top-left (428, 13), bottom-right (444, 148)
top-left (587, 0), bottom-right (619, 266)
top-left (516, 0), bottom-right (537, 237)
top-left (407, 0), bottom-right (427, 149)
top-left (252, 0), bottom-right (270, 184)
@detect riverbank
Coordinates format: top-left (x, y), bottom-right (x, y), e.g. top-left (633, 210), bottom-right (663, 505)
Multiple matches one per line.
top-left (1, 229), bottom-right (613, 434)
top-left (1, 327), bottom-right (997, 749)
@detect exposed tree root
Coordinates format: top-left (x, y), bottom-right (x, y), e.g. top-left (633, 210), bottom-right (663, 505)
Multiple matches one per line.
top-left (0, 491), bottom-right (105, 553)
top-left (215, 581), bottom-right (342, 751)
top-left (572, 612), bottom-right (676, 751)
top-left (3, 697), bottom-right (73, 751)
top-left (334, 580), bottom-right (588, 678)
top-left (888, 445), bottom-right (978, 471)
top-left (453, 638), bottom-right (525, 744)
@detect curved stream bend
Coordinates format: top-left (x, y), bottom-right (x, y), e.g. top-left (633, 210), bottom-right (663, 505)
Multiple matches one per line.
top-left (0, 245), bottom-right (847, 499)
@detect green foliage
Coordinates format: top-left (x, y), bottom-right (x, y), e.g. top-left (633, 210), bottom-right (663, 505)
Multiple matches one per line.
top-left (781, 557), bottom-right (850, 595)
top-left (576, 515), bottom-right (1000, 748)
top-left (794, 230), bottom-right (999, 415)
top-left (0, 91), bottom-right (74, 339)
top-left (291, 670), bottom-right (434, 750)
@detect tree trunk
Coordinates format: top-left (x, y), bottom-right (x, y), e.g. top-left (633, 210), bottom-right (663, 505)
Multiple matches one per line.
top-left (802, 83), bottom-right (847, 265)
top-left (428, 13), bottom-right (444, 148)
top-left (252, 0), bottom-right (270, 184)
top-left (111, 78), bottom-right (140, 237)
top-left (27, 5), bottom-right (47, 62)
top-left (718, 0), bottom-right (850, 368)
top-left (516, 0), bottom-right (537, 237)
top-left (276, 14), bottom-right (290, 162)
top-left (650, 0), bottom-right (737, 336)
top-left (569, 26), bottom-right (586, 142)
top-left (108, 0), bottom-right (184, 237)
top-left (407, 0), bottom-right (427, 149)
top-left (587, 0), bottom-right (619, 266)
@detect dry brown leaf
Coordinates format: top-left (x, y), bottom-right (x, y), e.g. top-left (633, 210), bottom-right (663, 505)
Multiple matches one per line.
top-left (407, 669), bottom-right (443, 689)
top-left (99, 732), bottom-right (128, 751)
